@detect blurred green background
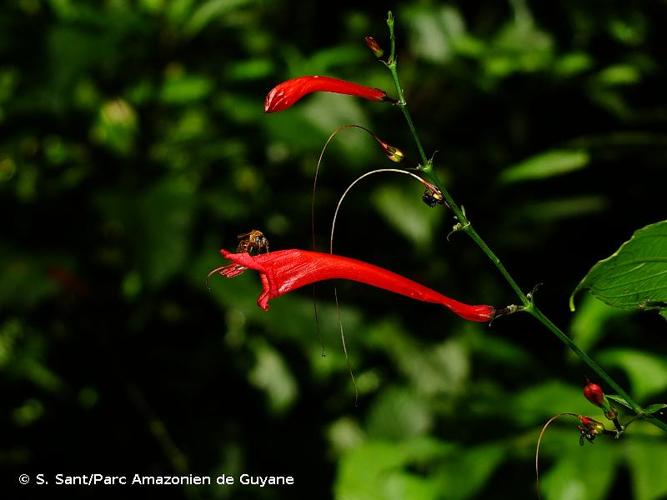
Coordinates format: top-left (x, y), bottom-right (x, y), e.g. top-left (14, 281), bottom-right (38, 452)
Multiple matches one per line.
top-left (2, 0), bottom-right (667, 499)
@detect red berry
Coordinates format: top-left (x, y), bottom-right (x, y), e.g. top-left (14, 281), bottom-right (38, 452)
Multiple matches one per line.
top-left (583, 382), bottom-right (606, 407)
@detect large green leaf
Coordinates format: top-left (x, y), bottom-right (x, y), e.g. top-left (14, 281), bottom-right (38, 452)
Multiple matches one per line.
top-left (570, 221), bottom-right (667, 316)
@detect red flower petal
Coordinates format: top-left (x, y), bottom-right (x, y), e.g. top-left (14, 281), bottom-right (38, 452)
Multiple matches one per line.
top-left (215, 249), bottom-right (495, 322)
top-left (264, 76), bottom-right (389, 113)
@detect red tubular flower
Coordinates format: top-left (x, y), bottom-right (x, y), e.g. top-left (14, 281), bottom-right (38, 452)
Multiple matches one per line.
top-left (264, 76), bottom-right (391, 113)
top-left (213, 249), bottom-right (495, 322)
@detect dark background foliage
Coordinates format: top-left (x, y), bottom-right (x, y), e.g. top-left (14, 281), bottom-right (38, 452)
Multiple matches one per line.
top-left (2, 0), bottom-right (666, 499)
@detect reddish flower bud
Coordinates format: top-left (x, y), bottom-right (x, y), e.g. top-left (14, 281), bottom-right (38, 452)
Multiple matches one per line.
top-left (583, 382), bottom-right (623, 433)
top-left (212, 249), bottom-right (495, 322)
top-left (578, 415), bottom-right (594, 427)
top-left (264, 76), bottom-right (391, 113)
top-left (583, 382), bottom-right (607, 407)
top-left (577, 415), bottom-right (607, 444)
top-left (364, 36), bottom-right (384, 58)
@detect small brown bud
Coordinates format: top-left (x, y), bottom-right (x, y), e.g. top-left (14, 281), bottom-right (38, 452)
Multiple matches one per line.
top-left (364, 36), bottom-right (384, 58)
top-left (381, 143), bottom-right (404, 163)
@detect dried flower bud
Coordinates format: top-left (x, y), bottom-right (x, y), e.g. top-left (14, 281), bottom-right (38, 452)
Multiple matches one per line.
top-left (604, 407), bottom-right (618, 420)
top-left (364, 36), bottom-right (384, 58)
top-left (583, 382), bottom-right (607, 408)
top-left (377, 141), bottom-right (404, 163)
top-left (422, 183), bottom-right (445, 208)
top-left (578, 415), bottom-right (604, 433)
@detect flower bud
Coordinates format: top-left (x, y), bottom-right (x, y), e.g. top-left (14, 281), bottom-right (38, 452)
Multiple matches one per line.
top-left (364, 36), bottom-right (384, 58)
top-left (578, 415), bottom-right (604, 433)
top-left (578, 415), bottom-right (593, 426)
top-left (378, 141), bottom-right (404, 163)
top-left (577, 415), bottom-right (607, 445)
top-left (583, 382), bottom-right (607, 407)
top-left (422, 183), bottom-right (445, 208)
top-left (604, 407), bottom-right (618, 421)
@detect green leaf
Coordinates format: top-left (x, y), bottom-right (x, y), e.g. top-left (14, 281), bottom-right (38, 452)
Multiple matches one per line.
top-left (606, 394), bottom-right (633, 410)
top-left (553, 52), bottom-right (593, 77)
top-left (160, 74), bottom-right (213, 104)
top-left (434, 443), bottom-right (506, 500)
top-left (500, 149), bottom-right (590, 183)
top-left (334, 439), bottom-right (452, 500)
top-left (366, 387), bottom-right (432, 440)
top-left (335, 438), bottom-right (503, 500)
top-left (596, 64), bottom-right (642, 87)
top-left (91, 99), bottom-right (138, 155)
top-left (184, 0), bottom-right (257, 35)
top-left (225, 58), bottom-right (274, 81)
top-left (517, 196), bottom-right (607, 223)
top-left (405, 5), bottom-right (468, 64)
top-left (248, 339), bottom-right (298, 414)
top-left (466, 333), bottom-right (533, 367)
top-left (511, 381), bottom-right (594, 425)
top-left (644, 403), bottom-right (667, 416)
top-left (481, 8), bottom-right (554, 80)
top-left (570, 293), bottom-right (625, 352)
top-left (301, 46), bottom-right (368, 74)
top-left (372, 184), bottom-right (439, 248)
top-left (597, 349), bottom-right (667, 401)
top-left (570, 220), bottom-right (667, 316)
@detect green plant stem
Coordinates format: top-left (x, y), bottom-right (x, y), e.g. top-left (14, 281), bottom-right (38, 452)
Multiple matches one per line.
top-left (387, 63), bottom-right (531, 307)
top-left (386, 12), bottom-right (427, 164)
top-left (528, 306), bottom-right (640, 413)
top-left (383, 11), bottom-right (667, 432)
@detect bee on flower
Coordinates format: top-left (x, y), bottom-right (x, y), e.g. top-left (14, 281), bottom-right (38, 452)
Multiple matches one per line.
top-left (236, 230), bottom-right (270, 255)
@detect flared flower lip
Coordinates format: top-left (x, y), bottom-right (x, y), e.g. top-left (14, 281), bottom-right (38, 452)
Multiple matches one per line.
top-left (214, 249), bottom-right (495, 322)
